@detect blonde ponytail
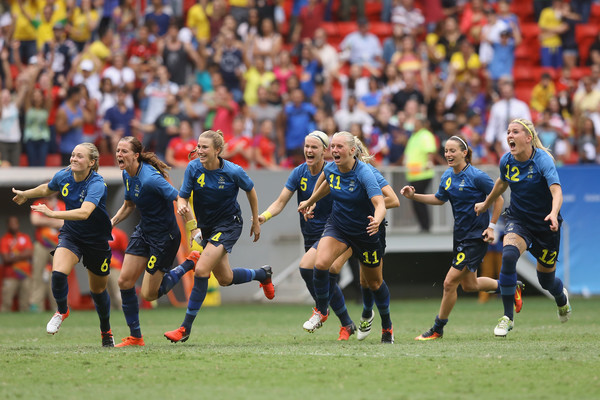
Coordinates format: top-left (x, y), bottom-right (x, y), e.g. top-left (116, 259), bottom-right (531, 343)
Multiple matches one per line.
top-left (512, 118), bottom-right (555, 161)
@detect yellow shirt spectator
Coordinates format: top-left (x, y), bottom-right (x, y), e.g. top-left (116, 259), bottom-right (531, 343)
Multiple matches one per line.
top-left (530, 78), bottom-right (556, 112)
top-left (69, 2), bottom-right (99, 43)
top-left (449, 50), bottom-right (481, 82)
top-left (186, 2), bottom-right (213, 43)
top-left (11, 0), bottom-right (42, 41)
top-left (538, 6), bottom-right (562, 48)
top-left (89, 39), bottom-right (111, 62)
top-left (243, 67), bottom-right (275, 106)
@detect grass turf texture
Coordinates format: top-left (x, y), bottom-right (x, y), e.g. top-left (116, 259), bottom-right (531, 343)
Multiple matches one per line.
top-left (1, 298), bottom-right (599, 400)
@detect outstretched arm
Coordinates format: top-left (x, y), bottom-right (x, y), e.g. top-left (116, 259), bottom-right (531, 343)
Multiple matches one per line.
top-left (400, 185), bottom-right (444, 205)
top-left (111, 200), bottom-right (136, 226)
top-left (259, 187), bottom-right (294, 224)
top-left (12, 184), bottom-right (55, 205)
top-left (475, 178), bottom-right (509, 215)
top-left (31, 201), bottom-right (97, 221)
top-left (545, 184), bottom-right (563, 232)
top-left (246, 188), bottom-right (260, 242)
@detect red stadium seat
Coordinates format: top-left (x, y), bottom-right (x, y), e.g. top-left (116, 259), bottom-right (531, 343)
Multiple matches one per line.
top-left (570, 67), bottom-right (592, 81)
top-left (510, 1), bottom-right (535, 23)
top-left (514, 86), bottom-right (533, 103)
top-left (575, 24), bottom-right (599, 66)
top-left (46, 154), bottom-right (61, 167)
top-left (590, 3), bottom-right (600, 25)
top-left (337, 22), bottom-right (359, 38)
top-left (365, 0), bottom-right (383, 21)
top-left (369, 22), bottom-right (393, 42)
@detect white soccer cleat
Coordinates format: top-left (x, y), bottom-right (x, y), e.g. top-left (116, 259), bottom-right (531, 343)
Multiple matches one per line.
top-left (47, 310), bottom-right (70, 335)
top-left (494, 315), bottom-right (514, 337)
top-left (356, 310), bottom-right (375, 341)
top-left (303, 308), bottom-right (328, 332)
top-left (557, 288), bottom-right (572, 323)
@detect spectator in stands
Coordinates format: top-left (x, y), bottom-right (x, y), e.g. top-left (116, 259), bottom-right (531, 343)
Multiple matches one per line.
top-left (559, 1), bottom-right (581, 69)
top-left (160, 21), bottom-right (198, 86)
top-left (145, 0), bottom-right (171, 37)
top-left (252, 119), bottom-right (279, 169)
top-left (334, 94), bottom-right (373, 133)
top-left (449, 37), bottom-right (481, 83)
top-left (292, 0), bottom-right (325, 51)
top-left (0, 61), bottom-right (29, 167)
top-left (243, 55), bottom-right (276, 106)
top-left (150, 93), bottom-right (186, 161)
top-left (29, 195), bottom-right (63, 312)
top-left (460, 108), bottom-right (489, 164)
top-left (103, 88), bottom-right (135, 154)
top-left (72, 58), bottom-right (102, 102)
top-left (459, 0), bottom-right (487, 47)
top-left (223, 116), bottom-right (252, 169)
top-left (339, 0), bottom-right (365, 21)
top-left (102, 52), bottom-right (136, 94)
top-left (69, 0), bottom-right (100, 52)
top-left (181, 84), bottom-right (208, 138)
top-left (577, 116), bottom-right (599, 163)
top-left (429, 15), bottom-right (465, 79)
top-left (112, 0), bottom-right (138, 50)
top-left (339, 17), bottom-right (383, 72)
top-left (88, 26), bottom-right (116, 64)
top-left (536, 109), bottom-right (561, 150)
top-left (249, 86), bottom-right (281, 135)
top-left (485, 76), bottom-right (532, 160)
top-left (530, 72), bottom-right (556, 113)
top-left (237, 6), bottom-right (260, 44)
top-left (273, 50), bottom-right (295, 96)
top-left (391, 0), bottom-right (425, 37)
top-left (36, 3), bottom-right (59, 51)
top-left (186, 0), bottom-right (213, 45)
top-left (253, 17), bottom-right (283, 70)
top-left (573, 76), bottom-right (600, 119)
top-left (97, 78), bottom-right (117, 129)
top-left (383, 23), bottom-right (404, 65)
top-left (42, 22), bottom-right (77, 87)
top-left (55, 86), bottom-right (84, 166)
top-left (313, 27), bottom-right (339, 81)
top-left (538, 0), bottom-right (568, 69)
top-left (403, 113), bottom-right (437, 232)
top-left (166, 119), bottom-right (197, 168)
top-left (381, 62), bottom-right (404, 100)
top-left (11, 0), bottom-right (39, 64)
top-left (298, 40), bottom-right (323, 99)
top-left (23, 83), bottom-right (53, 167)
top-left (485, 28), bottom-right (520, 84)
top-left (391, 33), bottom-right (424, 76)
top-left (1, 216), bottom-right (33, 312)
top-left (208, 85), bottom-right (239, 139)
top-left (391, 70), bottom-right (425, 112)
top-left (278, 87), bottom-right (317, 166)
top-left (570, 0), bottom-right (592, 24)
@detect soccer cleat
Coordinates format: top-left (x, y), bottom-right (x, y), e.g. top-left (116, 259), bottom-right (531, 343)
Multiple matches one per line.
top-left (46, 309), bottom-right (70, 335)
top-left (101, 330), bottom-right (115, 347)
top-left (557, 288), bottom-right (571, 323)
top-left (303, 307), bottom-right (329, 332)
top-left (337, 323), bottom-right (356, 341)
top-left (381, 327), bottom-right (394, 344)
top-left (164, 326), bottom-right (190, 343)
top-left (415, 328), bottom-right (443, 341)
top-left (514, 281), bottom-right (524, 313)
top-left (259, 266), bottom-right (275, 300)
top-left (356, 310), bottom-right (375, 341)
top-left (115, 336), bottom-right (145, 347)
top-left (494, 316), bottom-right (514, 337)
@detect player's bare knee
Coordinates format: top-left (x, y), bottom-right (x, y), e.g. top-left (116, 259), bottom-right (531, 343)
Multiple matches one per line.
top-left (140, 287), bottom-right (157, 301)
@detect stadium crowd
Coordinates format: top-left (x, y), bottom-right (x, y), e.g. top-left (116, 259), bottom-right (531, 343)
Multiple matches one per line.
top-left (0, 0), bottom-right (599, 170)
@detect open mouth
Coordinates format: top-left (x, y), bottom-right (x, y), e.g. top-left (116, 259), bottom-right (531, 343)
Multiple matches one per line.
top-left (508, 139), bottom-right (516, 150)
top-left (117, 158), bottom-right (125, 168)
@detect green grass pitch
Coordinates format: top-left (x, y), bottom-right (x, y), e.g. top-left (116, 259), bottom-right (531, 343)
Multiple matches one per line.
top-left (1, 297), bottom-right (599, 400)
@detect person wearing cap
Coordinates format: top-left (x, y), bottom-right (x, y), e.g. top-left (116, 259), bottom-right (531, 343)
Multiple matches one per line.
top-left (339, 17), bottom-right (383, 70)
top-left (42, 21), bottom-right (78, 85)
top-left (402, 135), bottom-right (509, 340)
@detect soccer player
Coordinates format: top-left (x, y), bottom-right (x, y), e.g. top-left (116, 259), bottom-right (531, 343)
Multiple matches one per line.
top-left (475, 119), bottom-right (570, 337)
top-left (401, 136), bottom-right (511, 341)
top-left (112, 137), bottom-right (198, 347)
top-left (258, 131), bottom-right (357, 341)
top-left (298, 132), bottom-right (390, 342)
top-left (164, 129), bottom-right (274, 343)
top-left (12, 143), bottom-right (115, 347)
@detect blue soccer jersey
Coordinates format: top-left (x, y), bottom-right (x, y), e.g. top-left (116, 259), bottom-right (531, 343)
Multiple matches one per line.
top-left (285, 162), bottom-right (333, 240)
top-left (435, 164), bottom-right (494, 241)
top-left (499, 149), bottom-right (561, 231)
top-left (324, 160), bottom-right (383, 236)
top-left (180, 158), bottom-right (254, 229)
top-left (48, 168), bottom-right (112, 243)
top-left (122, 162), bottom-right (179, 239)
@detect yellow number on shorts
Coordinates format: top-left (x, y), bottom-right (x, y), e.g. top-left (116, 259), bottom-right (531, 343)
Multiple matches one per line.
top-left (211, 232), bottom-right (222, 242)
top-left (197, 173), bottom-right (206, 187)
top-left (445, 177), bottom-right (452, 190)
top-left (455, 252), bottom-right (465, 265)
top-left (539, 249), bottom-right (557, 265)
top-left (329, 174), bottom-right (341, 190)
top-left (100, 258), bottom-right (109, 272)
top-left (61, 183), bottom-right (70, 197)
top-left (504, 165), bottom-right (520, 182)
top-left (147, 255), bottom-right (157, 270)
top-left (300, 177), bottom-right (307, 192)
top-left (362, 251), bottom-right (379, 265)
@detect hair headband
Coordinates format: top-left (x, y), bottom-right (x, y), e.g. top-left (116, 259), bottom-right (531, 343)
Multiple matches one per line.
top-left (515, 120), bottom-right (534, 138)
top-left (308, 132), bottom-right (328, 148)
top-left (450, 136), bottom-right (468, 150)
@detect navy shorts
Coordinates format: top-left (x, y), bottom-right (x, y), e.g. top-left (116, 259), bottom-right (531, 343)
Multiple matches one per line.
top-left (504, 216), bottom-right (561, 267)
top-left (125, 225), bottom-right (181, 275)
top-left (55, 232), bottom-right (112, 276)
top-left (452, 239), bottom-right (488, 272)
top-left (322, 221), bottom-right (382, 268)
top-left (304, 234), bottom-right (321, 252)
top-left (199, 214), bottom-right (243, 253)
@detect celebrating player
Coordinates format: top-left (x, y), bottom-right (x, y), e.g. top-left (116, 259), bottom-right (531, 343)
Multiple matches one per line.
top-left (402, 136), bottom-right (514, 341)
top-left (164, 129), bottom-right (274, 343)
top-left (111, 137), bottom-right (198, 347)
top-left (12, 143), bottom-right (114, 347)
top-left (475, 119), bottom-right (570, 337)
